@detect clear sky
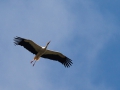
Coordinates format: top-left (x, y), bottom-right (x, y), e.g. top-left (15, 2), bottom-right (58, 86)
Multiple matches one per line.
top-left (0, 0), bottom-right (120, 90)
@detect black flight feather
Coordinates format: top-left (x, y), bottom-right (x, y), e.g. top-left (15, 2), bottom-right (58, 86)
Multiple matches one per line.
top-left (14, 36), bottom-right (37, 54)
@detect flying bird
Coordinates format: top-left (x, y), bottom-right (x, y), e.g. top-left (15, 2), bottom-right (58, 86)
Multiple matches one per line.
top-left (14, 36), bottom-right (73, 67)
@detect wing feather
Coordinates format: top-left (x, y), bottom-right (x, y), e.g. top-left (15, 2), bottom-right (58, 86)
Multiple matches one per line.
top-left (14, 36), bottom-right (38, 54)
top-left (41, 50), bottom-right (73, 67)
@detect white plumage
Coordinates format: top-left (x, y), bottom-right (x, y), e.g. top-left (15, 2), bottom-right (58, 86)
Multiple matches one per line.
top-left (14, 36), bottom-right (73, 67)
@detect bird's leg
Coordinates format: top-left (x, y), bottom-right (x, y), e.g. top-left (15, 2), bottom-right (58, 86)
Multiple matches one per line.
top-left (30, 60), bottom-right (34, 63)
top-left (31, 55), bottom-right (39, 64)
top-left (33, 60), bottom-right (37, 66)
top-left (31, 53), bottom-right (41, 66)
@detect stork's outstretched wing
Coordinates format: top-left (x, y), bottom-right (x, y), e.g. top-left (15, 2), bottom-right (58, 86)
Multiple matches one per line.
top-left (42, 50), bottom-right (73, 67)
top-left (14, 37), bottom-right (38, 54)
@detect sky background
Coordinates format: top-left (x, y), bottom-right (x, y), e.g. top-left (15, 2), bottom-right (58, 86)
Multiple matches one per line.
top-left (0, 0), bottom-right (120, 90)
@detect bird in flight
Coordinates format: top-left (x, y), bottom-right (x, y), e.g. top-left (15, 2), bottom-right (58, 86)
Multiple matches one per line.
top-left (14, 36), bottom-right (73, 67)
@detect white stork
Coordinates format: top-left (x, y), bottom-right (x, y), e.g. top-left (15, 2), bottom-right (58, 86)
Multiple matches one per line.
top-left (14, 36), bottom-right (73, 67)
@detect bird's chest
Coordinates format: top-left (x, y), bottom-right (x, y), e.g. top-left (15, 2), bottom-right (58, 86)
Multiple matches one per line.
top-left (37, 48), bottom-right (46, 55)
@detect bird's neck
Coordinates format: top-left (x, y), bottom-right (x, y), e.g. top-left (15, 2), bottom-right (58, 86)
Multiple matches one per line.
top-left (44, 44), bottom-right (49, 50)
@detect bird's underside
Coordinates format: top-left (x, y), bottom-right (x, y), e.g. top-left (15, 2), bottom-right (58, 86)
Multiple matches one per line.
top-left (14, 36), bottom-right (73, 67)
top-left (31, 51), bottom-right (46, 66)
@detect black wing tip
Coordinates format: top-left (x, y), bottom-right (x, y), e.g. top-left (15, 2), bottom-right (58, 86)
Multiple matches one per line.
top-left (14, 36), bottom-right (19, 39)
top-left (14, 36), bottom-right (24, 45)
top-left (63, 57), bottom-right (73, 68)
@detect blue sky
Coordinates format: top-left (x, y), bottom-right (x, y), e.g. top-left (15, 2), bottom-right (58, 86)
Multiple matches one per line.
top-left (0, 0), bottom-right (120, 90)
